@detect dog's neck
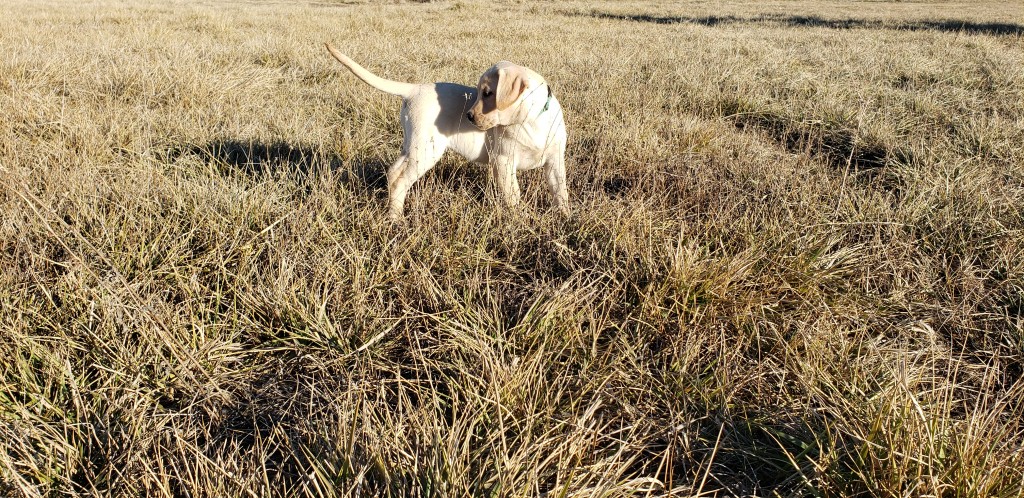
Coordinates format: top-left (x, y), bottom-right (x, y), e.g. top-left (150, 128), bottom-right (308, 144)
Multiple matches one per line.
top-left (491, 86), bottom-right (561, 152)
top-left (520, 84), bottom-right (554, 122)
top-left (539, 86), bottom-right (553, 114)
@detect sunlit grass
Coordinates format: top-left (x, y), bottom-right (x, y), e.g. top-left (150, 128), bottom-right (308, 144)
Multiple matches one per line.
top-left (1, 0), bottom-right (1023, 496)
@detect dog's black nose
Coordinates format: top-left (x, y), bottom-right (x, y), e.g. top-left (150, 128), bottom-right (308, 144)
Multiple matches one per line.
top-left (467, 111), bottom-right (475, 123)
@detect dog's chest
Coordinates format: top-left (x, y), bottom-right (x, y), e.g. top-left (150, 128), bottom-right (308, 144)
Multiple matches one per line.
top-left (486, 124), bottom-right (557, 169)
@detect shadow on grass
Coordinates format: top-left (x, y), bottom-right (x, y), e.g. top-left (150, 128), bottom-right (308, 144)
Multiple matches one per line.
top-left (164, 138), bottom-right (390, 194)
top-left (178, 140), bottom-right (511, 217)
top-left (715, 97), bottom-right (912, 190)
top-left (575, 11), bottom-right (1024, 36)
top-left (602, 176), bottom-right (636, 199)
top-left (732, 112), bottom-right (897, 172)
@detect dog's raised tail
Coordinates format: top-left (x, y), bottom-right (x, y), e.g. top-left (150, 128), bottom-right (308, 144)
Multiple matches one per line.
top-left (324, 43), bottom-right (416, 98)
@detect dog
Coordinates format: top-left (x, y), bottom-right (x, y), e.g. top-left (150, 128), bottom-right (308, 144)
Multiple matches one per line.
top-left (324, 43), bottom-right (568, 220)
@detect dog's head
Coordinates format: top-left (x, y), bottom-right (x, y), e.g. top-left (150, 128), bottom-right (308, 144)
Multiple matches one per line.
top-left (467, 61), bottom-right (547, 130)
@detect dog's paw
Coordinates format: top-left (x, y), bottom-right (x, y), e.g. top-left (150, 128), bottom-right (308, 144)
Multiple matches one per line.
top-left (387, 209), bottom-right (406, 223)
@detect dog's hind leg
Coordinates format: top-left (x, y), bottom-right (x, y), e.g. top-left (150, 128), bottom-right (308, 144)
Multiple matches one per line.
top-left (386, 138), bottom-right (446, 220)
top-left (386, 154), bottom-right (409, 193)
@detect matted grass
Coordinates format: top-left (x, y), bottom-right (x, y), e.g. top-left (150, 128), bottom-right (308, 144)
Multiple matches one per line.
top-left (1, 0), bottom-right (1023, 496)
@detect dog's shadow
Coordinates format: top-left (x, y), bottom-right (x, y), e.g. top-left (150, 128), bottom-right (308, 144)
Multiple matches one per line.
top-left (175, 138), bottom-right (388, 194)
top-left (175, 138), bottom-right (495, 204)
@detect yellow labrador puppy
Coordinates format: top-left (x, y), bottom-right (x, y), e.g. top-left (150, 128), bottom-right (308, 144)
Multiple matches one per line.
top-left (324, 43), bottom-right (568, 220)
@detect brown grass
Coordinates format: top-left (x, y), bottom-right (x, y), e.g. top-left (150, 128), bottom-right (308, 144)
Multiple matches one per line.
top-left (2, 0), bottom-right (1023, 496)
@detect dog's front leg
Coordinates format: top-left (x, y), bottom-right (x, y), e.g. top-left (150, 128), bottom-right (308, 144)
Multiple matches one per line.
top-left (491, 155), bottom-right (521, 207)
top-left (544, 154), bottom-right (569, 215)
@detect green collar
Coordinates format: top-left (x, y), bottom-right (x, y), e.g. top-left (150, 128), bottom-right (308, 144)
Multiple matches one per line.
top-left (541, 86), bottom-right (553, 114)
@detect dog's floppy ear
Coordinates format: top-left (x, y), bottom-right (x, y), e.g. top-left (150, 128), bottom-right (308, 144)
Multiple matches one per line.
top-left (496, 66), bottom-right (526, 111)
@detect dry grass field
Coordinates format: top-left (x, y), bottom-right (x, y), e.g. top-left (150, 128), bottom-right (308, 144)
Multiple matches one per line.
top-left (2, 0), bottom-right (1023, 496)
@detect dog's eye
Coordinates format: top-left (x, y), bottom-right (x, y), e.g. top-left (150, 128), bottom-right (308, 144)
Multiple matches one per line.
top-left (483, 90), bottom-right (493, 98)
